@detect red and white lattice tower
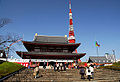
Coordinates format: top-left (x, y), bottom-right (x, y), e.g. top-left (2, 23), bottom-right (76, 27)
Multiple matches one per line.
top-left (68, 0), bottom-right (77, 53)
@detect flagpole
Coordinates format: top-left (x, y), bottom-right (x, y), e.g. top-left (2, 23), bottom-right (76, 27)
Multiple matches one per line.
top-left (96, 41), bottom-right (100, 56)
top-left (96, 46), bottom-right (99, 56)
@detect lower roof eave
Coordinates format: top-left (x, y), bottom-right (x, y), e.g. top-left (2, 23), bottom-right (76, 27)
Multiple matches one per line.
top-left (16, 51), bottom-right (86, 60)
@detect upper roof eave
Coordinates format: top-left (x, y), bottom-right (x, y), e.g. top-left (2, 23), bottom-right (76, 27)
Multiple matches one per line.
top-left (22, 41), bottom-right (81, 46)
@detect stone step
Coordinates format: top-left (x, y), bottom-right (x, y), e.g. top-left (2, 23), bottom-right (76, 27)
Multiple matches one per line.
top-left (3, 68), bottom-right (120, 82)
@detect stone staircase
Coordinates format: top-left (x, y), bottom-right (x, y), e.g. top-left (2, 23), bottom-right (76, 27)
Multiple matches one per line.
top-left (4, 68), bottom-right (120, 82)
top-left (94, 69), bottom-right (120, 82)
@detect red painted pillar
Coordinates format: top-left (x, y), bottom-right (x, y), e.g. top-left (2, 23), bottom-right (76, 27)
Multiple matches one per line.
top-left (47, 62), bottom-right (49, 66)
top-left (72, 63), bottom-right (73, 68)
top-left (38, 62), bottom-right (40, 66)
top-left (30, 61), bottom-right (32, 66)
top-left (68, 62), bottom-right (71, 69)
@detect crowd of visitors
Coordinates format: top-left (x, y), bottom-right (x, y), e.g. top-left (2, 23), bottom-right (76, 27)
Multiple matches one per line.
top-left (32, 62), bottom-right (95, 81)
top-left (33, 62), bottom-right (66, 78)
top-left (54, 63), bottom-right (66, 71)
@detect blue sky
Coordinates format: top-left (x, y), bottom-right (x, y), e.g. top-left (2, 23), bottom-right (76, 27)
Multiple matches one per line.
top-left (0, 0), bottom-right (120, 61)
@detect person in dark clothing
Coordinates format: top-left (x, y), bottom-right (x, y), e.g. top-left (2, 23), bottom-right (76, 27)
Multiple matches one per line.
top-left (63, 63), bottom-right (66, 71)
top-left (54, 64), bottom-right (56, 71)
top-left (80, 67), bottom-right (85, 79)
top-left (43, 61), bottom-right (46, 69)
top-left (28, 59), bottom-right (31, 69)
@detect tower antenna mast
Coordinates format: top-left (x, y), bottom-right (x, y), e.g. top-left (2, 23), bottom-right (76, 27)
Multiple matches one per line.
top-left (68, 0), bottom-right (77, 53)
top-left (68, 0), bottom-right (75, 43)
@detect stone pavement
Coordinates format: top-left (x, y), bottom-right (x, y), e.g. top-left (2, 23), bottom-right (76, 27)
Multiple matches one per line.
top-left (4, 68), bottom-right (120, 82)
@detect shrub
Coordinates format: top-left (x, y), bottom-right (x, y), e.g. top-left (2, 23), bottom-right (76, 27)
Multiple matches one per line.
top-left (0, 62), bottom-right (25, 78)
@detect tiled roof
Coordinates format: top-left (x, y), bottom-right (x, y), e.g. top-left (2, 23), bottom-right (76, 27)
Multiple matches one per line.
top-left (88, 56), bottom-right (112, 64)
top-left (16, 51), bottom-right (86, 59)
top-left (34, 35), bottom-right (68, 43)
top-left (18, 51), bottom-right (85, 56)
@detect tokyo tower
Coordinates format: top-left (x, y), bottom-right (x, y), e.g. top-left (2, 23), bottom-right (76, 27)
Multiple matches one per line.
top-left (68, 0), bottom-right (77, 53)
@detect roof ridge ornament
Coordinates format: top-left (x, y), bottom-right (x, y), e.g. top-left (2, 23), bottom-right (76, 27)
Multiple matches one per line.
top-left (35, 33), bottom-right (38, 36)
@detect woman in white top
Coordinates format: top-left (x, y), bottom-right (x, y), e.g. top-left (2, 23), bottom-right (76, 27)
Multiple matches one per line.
top-left (86, 66), bottom-right (92, 81)
top-left (89, 64), bottom-right (94, 79)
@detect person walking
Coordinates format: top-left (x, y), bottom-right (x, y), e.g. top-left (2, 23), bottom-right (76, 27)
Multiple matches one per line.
top-left (63, 63), bottom-right (66, 71)
top-left (43, 61), bottom-right (46, 69)
top-left (56, 63), bottom-right (59, 71)
top-left (90, 64), bottom-right (94, 79)
top-left (28, 59), bottom-right (31, 69)
top-left (54, 63), bottom-right (56, 71)
top-left (86, 66), bottom-right (92, 81)
top-left (60, 63), bottom-right (63, 71)
top-left (80, 66), bottom-right (85, 80)
top-left (33, 65), bottom-right (39, 78)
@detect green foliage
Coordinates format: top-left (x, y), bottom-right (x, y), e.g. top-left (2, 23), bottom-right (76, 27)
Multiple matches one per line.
top-left (99, 62), bottom-right (120, 71)
top-left (113, 62), bottom-right (120, 66)
top-left (100, 66), bottom-right (120, 70)
top-left (78, 62), bottom-right (86, 65)
top-left (0, 62), bottom-right (24, 78)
